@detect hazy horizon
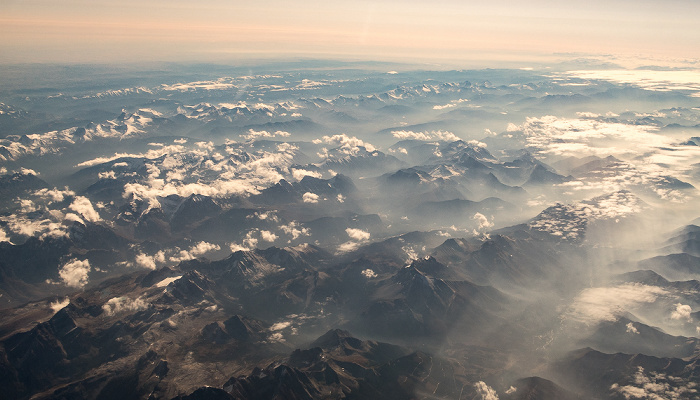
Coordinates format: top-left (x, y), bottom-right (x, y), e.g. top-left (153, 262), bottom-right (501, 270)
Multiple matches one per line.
top-left (1, 0), bottom-right (698, 67)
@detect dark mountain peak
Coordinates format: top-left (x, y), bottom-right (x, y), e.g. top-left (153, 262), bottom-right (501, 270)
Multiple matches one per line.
top-left (310, 328), bottom-right (357, 349)
top-left (525, 164), bottom-right (571, 186)
top-left (385, 168), bottom-right (431, 185)
top-left (48, 307), bottom-right (79, 338)
top-left (507, 376), bottom-right (583, 400)
top-left (0, 172), bottom-right (49, 201)
top-left (223, 364), bottom-right (319, 400)
top-left (409, 256), bottom-right (452, 278)
top-left (457, 154), bottom-right (490, 170)
top-left (223, 315), bottom-right (267, 341)
top-left (612, 269), bottom-right (669, 286)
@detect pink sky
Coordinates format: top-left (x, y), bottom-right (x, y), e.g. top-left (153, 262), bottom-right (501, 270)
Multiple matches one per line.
top-left (1, 0), bottom-right (698, 65)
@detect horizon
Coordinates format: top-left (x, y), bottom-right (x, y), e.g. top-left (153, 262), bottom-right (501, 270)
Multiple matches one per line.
top-left (1, 0), bottom-right (699, 68)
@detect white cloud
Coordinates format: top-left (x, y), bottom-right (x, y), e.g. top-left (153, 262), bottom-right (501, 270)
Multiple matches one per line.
top-left (474, 381), bottom-right (499, 400)
top-left (59, 259), bottom-right (91, 288)
top-left (473, 213), bottom-right (494, 230)
top-left (317, 134), bottom-right (376, 154)
top-left (229, 242), bottom-right (251, 252)
top-left (270, 321), bottom-right (291, 331)
top-left (610, 366), bottom-right (699, 400)
top-left (337, 241), bottom-right (362, 253)
top-left (102, 296), bottom-right (148, 316)
top-left (19, 199), bottom-right (37, 213)
top-left (69, 196), bottom-right (101, 222)
top-left (242, 129), bottom-right (291, 140)
top-left (346, 228), bottom-right (370, 241)
top-left (433, 103), bottom-right (456, 110)
top-left (0, 228), bottom-right (10, 243)
top-left (134, 253), bottom-right (157, 270)
top-left (302, 192), bottom-right (319, 203)
top-left (169, 241), bottom-right (221, 262)
top-left (566, 69), bottom-right (700, 94)
top-left (190, 241), bottom-right (221, 256)
top-left (98, 170), bottom-right (116, 179)
top-left (565, 283), bottom-right (668, 325)
top-left (268, 332), bottom-right (285, 342)
top-left (391, 130), bottom-right (460, 142)
top-left (361, 269), bottom-right (377, 278)
top-left (292, 169), bottom-right (322, 181)
top-left (280, 222), bottom-right (310, 240)
top-left (49, 298), bottom-right (70, 313)
top-left (20, 168), bottom-right (38, 175)
top-left (529, 191), bottom-right (645, 240)
top-left (517, 115), bottom-right (669, 159)
top-left (260, 230), bottom-right (278, 242)
top-left (35, 188), bottom-right (75, 203)
top-left (671, 303), bottom-right (692, 321)
top-left (626, 322), bottom-right (640, 334)
top-left (432, 99), bottom-right (472, 110)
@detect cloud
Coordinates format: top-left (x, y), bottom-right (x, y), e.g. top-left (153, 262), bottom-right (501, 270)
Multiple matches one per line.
top-left (529, 191), bottom-right (645, 240)
top-left (280, 221), bottom-right (310, 240)
top-left (565, 283), bottom-right (668, 324)
top-left (473, 213), bottom-right (494, 230)
top-left (626, 322), bottom-right (640, 334)
top-left (610, 366), bottom-right (699, 400)
top-left (516, 115), bottom-right (669, 159)
top-left (432, 103), bottom-right (456, 110)
top-left (59, 259), bottom-right (91, 288)
top-left (512, 115), bottom-right (700, 194)
top-left (391, 130), bottom-right (460, 142)
top-left (346, 228), bottom-right (370, 241)
top-left (315, 134), bottom-right (376, 155)
top-left (169, 242), bottom-right (221, 263)
top-left (19, 199), bottom-right (37, 213)
top-left (229, 242), bottom-right (251, 252)
top-left (69, 196), bottom-right (101, 222)
top-left (270, 321), bottom-right (291, 331)
top-left (361, 269), bottom-right (377, 278)
top-left (0, 229), bottom-right (10, 243)
top-left (565, 69), bottom-right (700, 94)
top-left (267, 332), bottom-right (285, 343)
top-left (302, 192), bottom-right (319, 203)
top-left (35, 188), bottom-right (75, 203)
top-left (242, 129), bottom-right (291, 140)
top-left (292, 168), bottom-right (322, 181)
top-left (670, 303), bottom-right (692, 321)
top-left (102, 296), bottom-right (148, 316)
top-left (260, 230), bottom-right (278, 242)
top-left (433, 99), bottom-right (472, 110)
top-left (474, 381), bottom-right (499, 400)
top-left (49, 298), bottom-right (70, 313)
top-left (109, 141), bottom-right (301, 207)
top-left (98, 170), bottom-right (116, 179)
top-left (337, 241), bottom-right (361, 253)
top-left (134, 253), bottom-right (157, 270)
top-left (20, 168), bottom-right (38, 175)
top-left (190, 241), bottom-right (221, 256)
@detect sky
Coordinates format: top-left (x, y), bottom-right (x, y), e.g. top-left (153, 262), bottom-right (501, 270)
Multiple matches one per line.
top-left (0, 0), bottom-right (699, 66)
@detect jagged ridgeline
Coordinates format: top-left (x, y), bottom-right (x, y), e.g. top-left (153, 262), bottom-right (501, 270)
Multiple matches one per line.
top-left (1, 63), bottom-right (700, 399)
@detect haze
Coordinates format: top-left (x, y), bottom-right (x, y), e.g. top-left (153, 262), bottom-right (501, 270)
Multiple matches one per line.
top-left (1, 0), bottom-right (699, 65)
